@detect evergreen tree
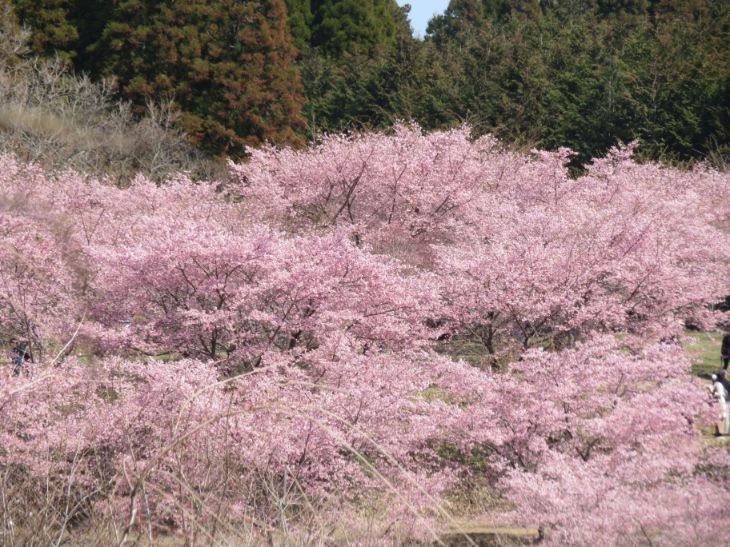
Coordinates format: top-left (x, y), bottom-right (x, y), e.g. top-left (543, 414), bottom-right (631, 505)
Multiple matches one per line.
top-left (310, 0), bottom-right (399, 56)
top-left (11, 0), bottom-right (78, 61)
top-left (596, 0), bottom-right (652, 15)
top-left (426, 0), bottom-right (488, 44)
top-left (301, 4), bottom-right (449, 134)
top-left (285, 0), bottom-right (313, 53)
top-left (96, 0), bottom-right (305, 155)
top-left (424, 0), bottom-right (729, 163)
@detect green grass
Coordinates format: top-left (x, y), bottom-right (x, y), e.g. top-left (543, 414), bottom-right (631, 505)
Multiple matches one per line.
top-left (419, 384), bottom-right (459, 404)
top-left (686, 330), bottom-right (730, 449)
top-left (435, 339), bottom-right (491, 366)
top-left (682, 330), bottom-right (724, 378)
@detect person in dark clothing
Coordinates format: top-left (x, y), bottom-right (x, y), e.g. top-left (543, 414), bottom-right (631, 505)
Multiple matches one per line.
top-left (722, 331), bottom-right (730, 370)
top-left (8, 337), bottom-right (30, 376)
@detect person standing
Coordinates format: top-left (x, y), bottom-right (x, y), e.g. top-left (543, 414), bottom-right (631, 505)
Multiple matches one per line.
top-left (710, 369), bottom-right (730, 435)
top-left (722, 330), bottom-right (730, 370)
top-left (8, 337), bottom-right (30, 376)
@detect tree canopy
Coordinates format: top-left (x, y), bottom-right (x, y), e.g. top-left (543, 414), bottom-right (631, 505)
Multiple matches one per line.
top-left (309, 0), bottom-right (400, 56)
top-left (9, 0), bottom-right (730, 163)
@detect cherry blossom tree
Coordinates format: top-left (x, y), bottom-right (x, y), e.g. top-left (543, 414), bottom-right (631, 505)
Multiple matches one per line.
top-left (0, 124), bottom-right (729, 544)
top-left (236, 128), bottom-right (730, 362)
top-left (0, 158), bottom-right (89, 357)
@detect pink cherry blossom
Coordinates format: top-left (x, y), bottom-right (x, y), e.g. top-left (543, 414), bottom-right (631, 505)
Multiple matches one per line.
top-left (0, 124), bottom-right (729, 543)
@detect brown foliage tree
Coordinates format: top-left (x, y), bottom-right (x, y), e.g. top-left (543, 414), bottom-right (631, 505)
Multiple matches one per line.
top-left (92, 0), bottom-right (305, 156)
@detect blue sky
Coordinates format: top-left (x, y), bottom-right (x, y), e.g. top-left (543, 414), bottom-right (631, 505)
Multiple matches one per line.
top-left (397, 0), bottom-right (451, 37)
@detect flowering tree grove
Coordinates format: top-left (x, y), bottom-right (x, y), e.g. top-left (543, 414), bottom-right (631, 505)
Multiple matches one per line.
top-left (1, 125), bottom-right (729, 544)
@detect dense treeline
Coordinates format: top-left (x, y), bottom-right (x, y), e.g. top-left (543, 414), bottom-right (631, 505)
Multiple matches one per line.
top-left (9, 0), bottom-right (730, 163)
top-left (423, 0), bottom-right (730, 164)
